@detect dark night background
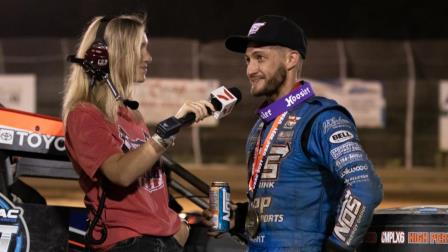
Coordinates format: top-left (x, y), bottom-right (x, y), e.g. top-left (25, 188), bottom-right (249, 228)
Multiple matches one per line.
top-left (1, 0), bottom-right (447, 39)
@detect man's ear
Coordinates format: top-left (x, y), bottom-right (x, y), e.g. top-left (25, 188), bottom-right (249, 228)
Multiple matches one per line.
top-left (285, 50), bottom-right (300, 71)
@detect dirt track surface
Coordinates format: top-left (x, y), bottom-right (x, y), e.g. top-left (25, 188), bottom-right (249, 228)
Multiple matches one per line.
top-left (21, 165), bottom-right (448, 211)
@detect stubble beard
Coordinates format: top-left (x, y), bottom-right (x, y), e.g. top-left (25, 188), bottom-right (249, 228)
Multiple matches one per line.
top-left (251, 64), bottom-right (287, 98)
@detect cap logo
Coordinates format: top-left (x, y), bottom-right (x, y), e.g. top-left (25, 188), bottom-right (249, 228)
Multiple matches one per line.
top-left (248, 22), bottom-right (266, 36)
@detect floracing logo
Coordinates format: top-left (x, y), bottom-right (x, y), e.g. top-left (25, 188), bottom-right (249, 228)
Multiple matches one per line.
top-left (0, 194), bottom-right (29, 252)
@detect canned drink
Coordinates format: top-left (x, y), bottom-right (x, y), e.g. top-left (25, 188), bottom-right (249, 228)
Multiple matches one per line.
top-left (209, 181), bottom-right (231, 232)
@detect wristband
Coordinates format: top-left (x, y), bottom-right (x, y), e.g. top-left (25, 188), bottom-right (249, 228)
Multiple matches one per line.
top-left (149, 134), bottom-right (175, 153)
top-left (181, 219), bottom-right (191, 232)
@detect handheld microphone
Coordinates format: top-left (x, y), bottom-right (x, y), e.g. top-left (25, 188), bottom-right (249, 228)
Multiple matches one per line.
top-left (155, 86), bottom-right (242, 138)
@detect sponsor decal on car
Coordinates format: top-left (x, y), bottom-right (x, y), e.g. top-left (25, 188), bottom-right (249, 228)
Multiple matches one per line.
top-left (0, 193), bottom-right (29, 252)
top-left (381, 231), bottom-right (405, 244)
top-left (408, 232), bottom-right (430, 244)
top-left (0, 127), bottom-right (65, 152)
top-left (0, 128), bottom-right (14, 145)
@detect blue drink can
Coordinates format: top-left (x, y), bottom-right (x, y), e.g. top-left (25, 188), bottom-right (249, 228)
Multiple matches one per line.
top-left (209, 181), bottom-right (231, 232)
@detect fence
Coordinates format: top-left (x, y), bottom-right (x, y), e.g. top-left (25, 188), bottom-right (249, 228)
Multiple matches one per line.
top-left (0, 37), bottom-right (447, 167)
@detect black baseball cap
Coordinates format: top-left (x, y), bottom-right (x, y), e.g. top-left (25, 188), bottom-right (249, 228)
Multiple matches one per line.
top-left (225, 15), bottom-right (307, 58)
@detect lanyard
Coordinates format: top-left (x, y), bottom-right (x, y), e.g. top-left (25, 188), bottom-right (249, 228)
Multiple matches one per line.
top-left (248, 81), bottom-right (315, 200)
top-left (248, 112), bottom-right (287, 200)
top-left (258, 81), bottom-right (314, 123)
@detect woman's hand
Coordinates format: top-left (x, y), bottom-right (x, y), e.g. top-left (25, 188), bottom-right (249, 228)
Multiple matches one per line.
top-left (175, 100), bottom-right (215, 122)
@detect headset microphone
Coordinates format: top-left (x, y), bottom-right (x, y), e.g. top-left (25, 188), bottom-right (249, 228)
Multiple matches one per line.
top-left (122, 99), bottom-right (139, 110)
top-left (67, 55), bottom-right (140, 110)
top-left (66, 16), bottom-right (139, 110)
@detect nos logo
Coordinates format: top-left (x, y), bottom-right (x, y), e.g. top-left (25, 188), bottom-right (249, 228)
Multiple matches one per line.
top-left (0, 194), bottom-right (29, 252)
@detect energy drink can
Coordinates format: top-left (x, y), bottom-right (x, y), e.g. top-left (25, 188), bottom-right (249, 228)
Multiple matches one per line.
top-left (209, 181), bottom-right (231, 232)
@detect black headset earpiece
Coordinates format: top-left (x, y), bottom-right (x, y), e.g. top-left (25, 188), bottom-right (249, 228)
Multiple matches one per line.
top-left (67, 16), bottom-right (139, 110)
top-left (84, 17), bottom-right (113, 74)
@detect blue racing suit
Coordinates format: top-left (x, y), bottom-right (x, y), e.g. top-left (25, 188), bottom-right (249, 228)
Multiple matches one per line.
top-left (244, 96), bottom-right (383, 252)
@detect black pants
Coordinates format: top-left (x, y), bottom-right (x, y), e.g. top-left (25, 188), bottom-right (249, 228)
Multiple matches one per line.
top-left (109, 235), bottom-right (183, 252)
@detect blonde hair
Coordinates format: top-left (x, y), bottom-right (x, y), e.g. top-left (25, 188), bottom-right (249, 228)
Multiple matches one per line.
top-left (62, 14), bottom-right (146, 124)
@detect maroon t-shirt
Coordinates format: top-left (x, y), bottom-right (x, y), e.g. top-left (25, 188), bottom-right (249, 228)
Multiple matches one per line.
top-left (65, 103), bottom-right (180, 250)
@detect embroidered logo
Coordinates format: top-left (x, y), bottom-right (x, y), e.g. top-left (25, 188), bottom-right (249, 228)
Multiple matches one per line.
top-left (248, 22), bottom-right (266, 36)
top-left (329, 130), bottom-right (354, 144)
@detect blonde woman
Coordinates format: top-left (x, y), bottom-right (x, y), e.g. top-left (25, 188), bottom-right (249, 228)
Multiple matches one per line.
top-left (63, 14), bottom-right (213, 251)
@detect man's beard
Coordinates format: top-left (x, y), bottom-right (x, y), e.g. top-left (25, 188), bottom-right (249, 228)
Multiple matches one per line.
top-left (253, 65), bottom-right (287, 97)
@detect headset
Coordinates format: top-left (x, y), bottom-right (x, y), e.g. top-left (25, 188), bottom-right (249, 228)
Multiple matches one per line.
top-left (85, 17), bottom-right (111, 75)
top-left (68, 16), bottom-right (139, 110)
